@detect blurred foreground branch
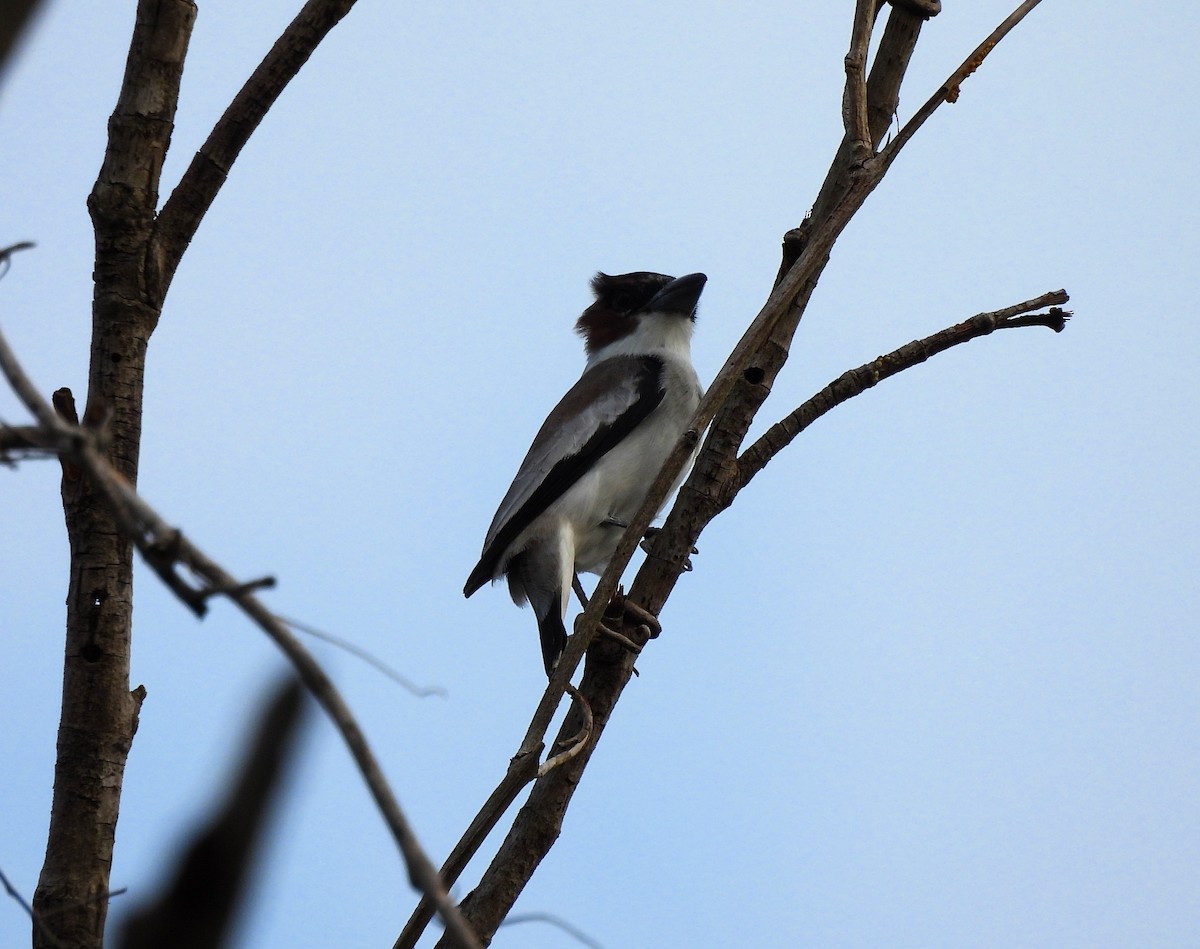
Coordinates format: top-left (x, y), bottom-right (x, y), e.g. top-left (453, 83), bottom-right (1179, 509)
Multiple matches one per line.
top-left (0, 322), bottom-right (480, 949)
top-left (117, 679), bottom-right (309, 949)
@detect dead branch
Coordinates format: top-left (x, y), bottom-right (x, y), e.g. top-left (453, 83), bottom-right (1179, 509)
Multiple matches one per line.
top-left (414, 2), bottom-right (1061, 944)
top-left (498, 912), bottom-right (606, 949)
top-left (29, 1), bottom-right (381, 944)
top-left (0, 325), bottom-right (481, 949)
top-left (152, 0), bottom-right (361, 295)
top-left (0, 422), bottom-right (50, 457)
top-left (34, 4), bottom-right (198, 943)
top-left (844, 1), bottom-right (877, 159)
top-left (736, 293), bottom-right (1071, 490)
top-left (275, 613), bottom-right (449, 699)
top-left (0, 866), bottom-right (64, 949)
top-left (878, 0), bottom-right (1046, 172)
top-left (116, 679), bottom-right (308, 949)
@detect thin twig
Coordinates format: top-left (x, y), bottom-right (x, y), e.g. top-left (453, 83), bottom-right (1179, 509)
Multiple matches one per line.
top-left (152, 0), bottom-right (360, 293)
top-left (498, 912), bottom-right (606, 949)
top-left (0, 241), bottom-right (35, 280)
top-left (0, 325), bottom-right (480, 949)
top-left (0, 865), bottom-right (64, 949)
top-left (877, 0), bottom-right (1045, 172)
top-left (275, 613), bottom-right (447, 698)
top-left (737, 292), bottom-right (1070, 489)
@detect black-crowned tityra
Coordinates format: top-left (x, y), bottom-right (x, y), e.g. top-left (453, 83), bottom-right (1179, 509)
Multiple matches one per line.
top-left (464, 270), bottom-right (707, 676)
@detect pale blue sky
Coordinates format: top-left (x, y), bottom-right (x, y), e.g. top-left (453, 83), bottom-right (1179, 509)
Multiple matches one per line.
top-left (3, 2), bottom-right (1199, 947)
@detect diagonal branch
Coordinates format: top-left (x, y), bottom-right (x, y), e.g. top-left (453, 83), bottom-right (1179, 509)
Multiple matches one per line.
top-left (423, 3), bottom-right (1059, 943)
top-left (0, 323), bottom-right (481, 949)
top-left (737, 292), bottom-right (1070, 490)
top-left (116, 679), bottom-right (309, 949)
top-left (877, 0), bottom-right (1046, 173)
top-left (0, 866), bottom-right (65, 949)
top-left (516, 0), bottom-right (961, 763)
top-left (151, 0), bottom-right (359, 295)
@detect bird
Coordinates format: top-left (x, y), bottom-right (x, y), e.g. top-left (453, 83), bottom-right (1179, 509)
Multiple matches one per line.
top-left (464, 270), bottom-right (707, 676)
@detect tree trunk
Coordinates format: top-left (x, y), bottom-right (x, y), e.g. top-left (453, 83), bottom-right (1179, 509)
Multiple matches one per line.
top-left (31, 3), bottom-right (196, 946)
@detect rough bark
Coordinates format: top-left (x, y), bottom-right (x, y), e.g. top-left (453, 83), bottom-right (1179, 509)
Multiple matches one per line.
top-left (31, 3), bottom-right (196, 947)
top-left (425, 2), bottom-right (982, 942)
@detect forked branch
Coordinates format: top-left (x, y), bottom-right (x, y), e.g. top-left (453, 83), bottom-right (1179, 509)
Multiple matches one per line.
top-left (737, 292), bottom-right (1071, 490)
top-left (414, 2), bottom-right (1061, 944)
top-left (152, 0), bottom-right (361, 294)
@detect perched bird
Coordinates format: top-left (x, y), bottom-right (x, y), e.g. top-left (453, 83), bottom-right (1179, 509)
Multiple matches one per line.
top-left (464, 270), bottom-right (707, 675)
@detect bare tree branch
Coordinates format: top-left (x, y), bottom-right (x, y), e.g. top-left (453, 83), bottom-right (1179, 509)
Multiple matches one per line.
top-left (844, 0), bottom-right (877, 159)
top-left (0, 325), bottom-right (481, 949)
top-left (413, 3), bottom-right (1059, 944)
top-left (274, 613), bottom-right (449, 699)
top-left (737, 293), bottom-right (1071, 490)
top-left (0, 422), bottom-right (50, 457)
top-left (116, 679), bottom-right (309, 949)
top-left (152, 0), bottom-right (360, 294)
top-left (28, 2), bottom-right (387, 944)
top-left (0, 865), bottom-right (64, 949)
top-left (0, 0), bottom-right (44, 81)
top-left (499, 912), bottom-right (606, 949)
top-left (878, 0), bottom-right (1046, 173)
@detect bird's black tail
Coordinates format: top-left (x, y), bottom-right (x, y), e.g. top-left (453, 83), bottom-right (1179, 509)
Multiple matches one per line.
top-left (536, 606), bottom-right (567, 677)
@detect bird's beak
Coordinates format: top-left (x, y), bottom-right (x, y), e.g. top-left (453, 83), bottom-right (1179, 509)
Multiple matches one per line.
top-left (640, 272), bottom-right (707, 318)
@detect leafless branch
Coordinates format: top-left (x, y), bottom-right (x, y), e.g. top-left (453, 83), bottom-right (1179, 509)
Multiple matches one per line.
top-left (116, 679), bottom-right (308, 949)
top-left (0, 422), bottom-right (51, 457)
top-left (0, 241), bottom-right (35, 280)
top-left (415, 3), bottom-right (1061, 943)
top-left (152, 0), bottom-right (360, 294)
top-left (878, 0), bottom-right (1045, 172)
top-left (0, 865), bottom-right (64, 949)
top-left (737, 292), bottom-right (1070, 489)
top-left (275, 613), bottom-right (448, 699)
top-left (0, 324), bottom-right (480, 949)
top-left (499, 912), bottom-right (606, 949)
top-left (844, 1), bottom-right (877, 158)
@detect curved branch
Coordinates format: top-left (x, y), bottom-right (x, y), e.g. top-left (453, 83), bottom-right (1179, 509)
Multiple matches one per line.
top-left (151, 0), bottom-right (359, 295)
top-left (0, 324), bottom-right (480, 949)
top-left (736, 293), bottom-right (1070, 490)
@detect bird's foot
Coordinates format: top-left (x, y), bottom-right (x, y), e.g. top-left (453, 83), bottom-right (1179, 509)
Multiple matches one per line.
top-left (606, 586), bottom-right (662, 640)
top-left (574, 607), bottom-right (646, 654)
top-left (640, 526), bottom-right (698, 572)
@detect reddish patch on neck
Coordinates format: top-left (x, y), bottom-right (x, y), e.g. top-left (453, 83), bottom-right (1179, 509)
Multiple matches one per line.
top-left (575, 303), bottom-right (638, 357)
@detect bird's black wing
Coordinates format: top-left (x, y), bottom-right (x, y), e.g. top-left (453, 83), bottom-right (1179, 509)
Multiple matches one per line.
top-left (463, 354), bottom-right (664, 596)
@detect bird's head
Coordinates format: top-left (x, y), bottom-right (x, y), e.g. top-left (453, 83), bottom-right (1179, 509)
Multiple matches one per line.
top-left (575, 271), bottom-right (707, 361)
